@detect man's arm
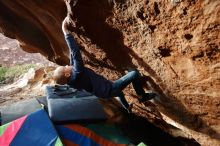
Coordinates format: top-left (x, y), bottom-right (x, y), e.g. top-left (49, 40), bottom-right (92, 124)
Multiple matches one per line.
top-left (62, 17), bottom-right (84, 72)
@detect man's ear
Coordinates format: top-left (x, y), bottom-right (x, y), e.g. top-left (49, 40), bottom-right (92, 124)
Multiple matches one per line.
top-left (64, 73), bottom-right (71, 78)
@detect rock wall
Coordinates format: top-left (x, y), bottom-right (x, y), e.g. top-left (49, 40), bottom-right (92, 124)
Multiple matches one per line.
top-left (0, 0), bottom-right (219, 145)
top-left (0, 0), bottom-right (68, 64)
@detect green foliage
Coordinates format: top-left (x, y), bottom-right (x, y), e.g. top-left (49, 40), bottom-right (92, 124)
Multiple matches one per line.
top-left (0, 64), bottom-right (36, 82)
top-left (0, 67), bottom-right (7, 82)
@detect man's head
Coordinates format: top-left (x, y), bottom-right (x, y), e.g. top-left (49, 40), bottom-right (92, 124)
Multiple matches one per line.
top-left (53, 65), bottom-right (73, 85)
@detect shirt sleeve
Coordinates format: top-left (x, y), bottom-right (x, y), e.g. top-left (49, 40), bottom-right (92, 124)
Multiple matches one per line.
top-left (64, 33), bottom-right (84, 73)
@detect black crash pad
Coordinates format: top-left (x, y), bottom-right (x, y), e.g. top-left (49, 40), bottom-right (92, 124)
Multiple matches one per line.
top-left (0, 98), bottom-right (43, 125)
top-left (46, 85), bottom-right (107, 123)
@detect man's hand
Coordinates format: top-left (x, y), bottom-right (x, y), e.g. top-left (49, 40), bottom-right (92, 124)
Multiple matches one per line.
top-left (62, 16), bottom-right (72, 35)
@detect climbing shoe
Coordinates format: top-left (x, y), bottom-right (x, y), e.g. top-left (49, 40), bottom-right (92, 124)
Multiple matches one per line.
top-left (126, 103), bottom-right (133, 114)
top-left (127, 108), bottom-right (132, 114)
top-left (139, 92), bottom-right (157, 102)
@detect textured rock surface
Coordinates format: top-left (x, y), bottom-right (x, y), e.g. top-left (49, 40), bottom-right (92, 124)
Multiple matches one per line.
top-left (0, 67), bottom-right (56, 105)
top-left (0, 0), bottom-right (219, 145)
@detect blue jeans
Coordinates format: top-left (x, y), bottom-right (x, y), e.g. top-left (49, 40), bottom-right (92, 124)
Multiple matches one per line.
top-left (109, 70), bottom-right (145, 109)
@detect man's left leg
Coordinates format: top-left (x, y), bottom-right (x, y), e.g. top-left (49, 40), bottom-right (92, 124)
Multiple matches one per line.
top-left (114, 92), bottom-right (131, 113)
top-left (109, 76), bottom-right (133, 112)
top-left (130, 71), bottom-right (157, 102)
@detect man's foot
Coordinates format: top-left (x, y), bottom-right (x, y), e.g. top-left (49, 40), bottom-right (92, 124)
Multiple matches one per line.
top-left (126, 108), bottom-right (132, 114)
top-left (126, 103), bottom-right (133, 114)
top-left (139, 92), bottom-right (157, 102)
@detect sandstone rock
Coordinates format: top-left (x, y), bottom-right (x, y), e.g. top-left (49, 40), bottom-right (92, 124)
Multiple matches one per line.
top-left (0, 0), bottom-right (219, 145)
top-left (0, 67), bottom-right (56, 106)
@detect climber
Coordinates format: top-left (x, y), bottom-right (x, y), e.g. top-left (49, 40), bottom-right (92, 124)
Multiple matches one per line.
top-left (53, 17), bottom-right (157, 113)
